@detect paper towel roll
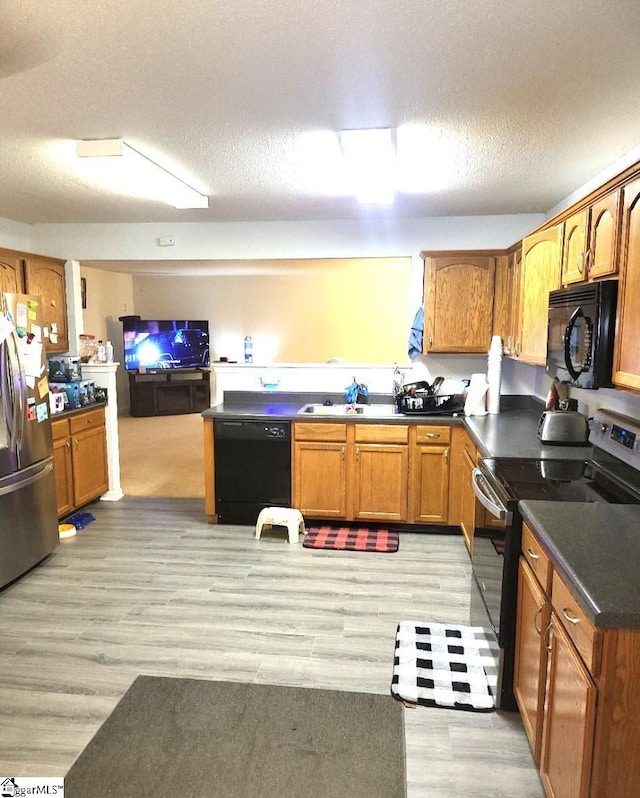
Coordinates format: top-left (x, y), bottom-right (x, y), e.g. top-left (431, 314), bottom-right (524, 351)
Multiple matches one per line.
top-left (464, 373), bottom-right (488, 416)
top-left (487, 336), bottom-right (502, 414)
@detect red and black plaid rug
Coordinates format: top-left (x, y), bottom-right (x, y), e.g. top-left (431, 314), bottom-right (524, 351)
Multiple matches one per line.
top-left (303, 526), bottom-right (399, 553)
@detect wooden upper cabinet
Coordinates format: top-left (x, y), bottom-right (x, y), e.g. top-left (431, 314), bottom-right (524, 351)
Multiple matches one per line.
top-left (613, 177), bottom-right (640, 391)
top-left (516, 226), bottom-right (562, 365)
top-left (0, 250), bottom-right (24, 294)
top-left (561, 191), bottom-right (621, 285)
top-left (588, 189), bottom-right (621, 280)
top-left (422, 253), bottom-right (496, 353)
top-left (562, 209), bottom-right (589, 284)
top-left (22, 255), bottom-right (69, 352)
top-left (493, 244), bottom-right (521, 356)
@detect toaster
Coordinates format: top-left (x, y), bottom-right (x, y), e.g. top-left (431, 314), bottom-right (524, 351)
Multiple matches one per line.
top-left (537, 410), bottom-right (589, 445)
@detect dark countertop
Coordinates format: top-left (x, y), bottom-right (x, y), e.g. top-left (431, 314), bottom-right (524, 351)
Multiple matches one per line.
top-left (519, 501), bottom-right (640, 630)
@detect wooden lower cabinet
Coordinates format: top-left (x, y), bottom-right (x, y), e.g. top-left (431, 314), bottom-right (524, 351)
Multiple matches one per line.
top-left (515, 522), bottom-right (640, 798)
top-left (292, 421), bottom-right (462, 526)
top-left (409, 425), bottom-right (450, 524)
top-left (51, 406), bottom-right (108, 517)
top-left (540, 614), bottom-right (597, 798)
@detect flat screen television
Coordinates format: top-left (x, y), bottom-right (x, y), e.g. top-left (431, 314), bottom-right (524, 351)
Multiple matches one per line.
top-left (123, 319), bottom-right (210, 371)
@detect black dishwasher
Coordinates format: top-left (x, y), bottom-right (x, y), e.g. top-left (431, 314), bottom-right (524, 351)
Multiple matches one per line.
top-left (214, 419), bottom-right (291, 524)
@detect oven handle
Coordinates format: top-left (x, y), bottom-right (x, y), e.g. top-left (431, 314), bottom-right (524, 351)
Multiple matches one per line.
top-left (471, 467), bottom-right (513, 524)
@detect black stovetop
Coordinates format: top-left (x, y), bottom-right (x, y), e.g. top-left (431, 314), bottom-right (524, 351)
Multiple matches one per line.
top-left (481, 454), bottom-right (640, 506)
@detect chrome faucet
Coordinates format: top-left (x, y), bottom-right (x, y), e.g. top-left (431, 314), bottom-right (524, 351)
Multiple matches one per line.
top-left (392, 365), bottom-right (404, 397)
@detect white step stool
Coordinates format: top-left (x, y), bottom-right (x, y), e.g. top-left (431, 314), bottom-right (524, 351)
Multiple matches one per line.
top-left (255, 507), bottom-right (305, 544)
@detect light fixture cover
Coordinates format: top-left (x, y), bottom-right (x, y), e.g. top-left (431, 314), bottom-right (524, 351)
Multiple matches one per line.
top-left (76, 139), bottom-right (208, 209)
top-left (339, 128), bottom-right (396, 205)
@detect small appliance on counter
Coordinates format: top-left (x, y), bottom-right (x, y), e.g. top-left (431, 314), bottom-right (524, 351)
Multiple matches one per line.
top-left (537, 409), bottom-right (589, 445)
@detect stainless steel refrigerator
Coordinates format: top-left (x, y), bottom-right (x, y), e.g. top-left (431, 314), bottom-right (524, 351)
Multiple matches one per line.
top-left (1, 292), bottom-right (59, 589)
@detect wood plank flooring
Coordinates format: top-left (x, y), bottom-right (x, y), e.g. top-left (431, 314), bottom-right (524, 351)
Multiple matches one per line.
top-left (0, 497), bottom-right (544, 797)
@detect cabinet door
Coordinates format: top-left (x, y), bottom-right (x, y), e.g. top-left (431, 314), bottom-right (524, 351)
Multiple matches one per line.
top-left (410, 443), bottom-right (449, 524)
top-left (53, 436), bottom-right (74, 518)
top-left (0, 251), bottom-right (24, 294)
top-left (613, 177), bottom-right (640, 391)
top-left (588, 189), bottom-right (621, 279)
top-left (352, 443), bottom-right (408, 522)
top-left (71, 426), bottom-right (108, 508)
top-left (423, 254), bottom-right (495, 353)
top-left (540, 616), bottom-right (597, 798)
top-left (293, 442), bottom-right (347, 518)
top-left (514, 558), bottom-right (550, 763)
top-left (23, 255), bottom-right (69, 352)
top-left (562, 209), bottom-right (589, 285)
top-left (516, 226), bottom-right (562, 364)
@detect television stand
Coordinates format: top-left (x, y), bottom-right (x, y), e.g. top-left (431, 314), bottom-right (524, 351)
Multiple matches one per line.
top-left (128, 369), bottom-right (211, 417)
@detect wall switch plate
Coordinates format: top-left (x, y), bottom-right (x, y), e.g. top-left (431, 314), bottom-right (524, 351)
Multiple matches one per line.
top-left (158, 236), bottom-right (175, 246)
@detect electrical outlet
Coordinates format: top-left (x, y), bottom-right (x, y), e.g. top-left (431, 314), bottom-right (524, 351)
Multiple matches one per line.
top-left (158, 236), bottom-right (175, 246)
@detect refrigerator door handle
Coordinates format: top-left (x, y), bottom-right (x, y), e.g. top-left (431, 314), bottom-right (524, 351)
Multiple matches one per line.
top-left (0, 459), bottom-right (54, 498)
top-left (7, 330), bottom-right (26, 451)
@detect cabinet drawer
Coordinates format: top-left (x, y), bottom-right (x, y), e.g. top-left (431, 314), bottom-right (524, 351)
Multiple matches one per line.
top-left (69, 407), bottom-right (105, 434)
top-left (354, 424), bottom-right (408, 444)
top-left (552, 570), bottom-right (601, 675)
top-left (51, 417), bottom-right (70, 440)
top-left (522, 523), bottom-right (552, 593)
top-left (293, 422), bottom-right (347, 442)
top-left (463, 434), bottom-right (477, 462)
top-left (415, 425), bottom-right (451, 444)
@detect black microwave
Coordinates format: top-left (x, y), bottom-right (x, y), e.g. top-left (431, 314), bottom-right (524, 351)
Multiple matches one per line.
top-left (546, 280), bottom-right (618, 389)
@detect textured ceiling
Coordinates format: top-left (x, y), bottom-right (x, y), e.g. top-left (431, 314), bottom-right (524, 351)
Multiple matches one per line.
top-left (2, 0), bottom-right (640, 225)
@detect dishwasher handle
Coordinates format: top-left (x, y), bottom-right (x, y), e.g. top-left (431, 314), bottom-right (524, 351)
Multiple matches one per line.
top-left (471, 467), bottom-right (512, 524)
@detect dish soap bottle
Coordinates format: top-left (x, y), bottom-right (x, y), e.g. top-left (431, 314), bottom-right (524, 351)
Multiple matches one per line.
top-left (244, 336), bottom-right (253, 363)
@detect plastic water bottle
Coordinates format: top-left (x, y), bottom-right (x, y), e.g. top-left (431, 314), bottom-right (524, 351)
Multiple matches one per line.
top-left (105, 340), bottom-right (114, 363)
top-left (97, 340), bottom-right (106, 363)
top-left (244, 336), bottom-right (253, 363)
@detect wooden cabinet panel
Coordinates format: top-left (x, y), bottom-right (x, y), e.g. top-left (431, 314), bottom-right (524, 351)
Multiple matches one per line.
top-left (521, 523), bottom-right (552, 593)
top-left (293, 441), bottom-right (347, 518)
top-left (562, 209), bottom-right (589, 284)
top-left (22, 255), bottom-right (68, 352)
top-left (0, 250), bottom-right (23, 294)
top-left (51, 407), bottom-right (108, 518)
top-left (409, 442), bottom-right (449, 524)
top-left (422, 253), bottom-right (496, 353)
top-left (551, 571), bottom-right (601, 675)
top-left (613, 176), bottom-right (640, 391)
top-left (459, 447), bottom-right (476, 554)
top-left (588, 189), bottom-right (621, 279)
top-left (540, 616), bottom-right (597, 798)
top-left (352, 443), bottom-right (408, 522)
top-left (492, 247), bottom-right (522, 355)
top-left (514, 558), bottom-right (550, 763)
top-left (517, 226), bottom-right (562, 364)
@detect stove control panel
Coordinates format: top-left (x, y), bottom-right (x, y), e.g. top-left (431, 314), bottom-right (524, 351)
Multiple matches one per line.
top-left (590, 409), bottom-right (640, 469)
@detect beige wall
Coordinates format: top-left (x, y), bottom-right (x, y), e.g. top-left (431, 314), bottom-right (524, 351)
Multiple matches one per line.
top-left (131, 258), bottom-right (414, 364)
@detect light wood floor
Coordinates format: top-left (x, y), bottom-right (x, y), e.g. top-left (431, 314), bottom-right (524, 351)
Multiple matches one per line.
top-left (0, 497), bottom-right (544, 796)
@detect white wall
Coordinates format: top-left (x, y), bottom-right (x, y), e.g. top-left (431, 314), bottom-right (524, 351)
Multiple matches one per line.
top-left (0, 217), bottom-right (33, 252)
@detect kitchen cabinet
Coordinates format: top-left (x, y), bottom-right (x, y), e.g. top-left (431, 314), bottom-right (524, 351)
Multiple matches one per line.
top-left (561, 192), bottom-right (622, 286)
top-left (613, 176), bottom-right (640, 391)
top-left (0, 249), bottom-right (69, 353)
top-left (293, 423), bottom-right (348, 519)
top-left (352, 425), bottom-right (408, 522)
top-left (421, 252), bottom-right (496, 353)
top-left (492, 244), bottom-right (521, 356)
top-left (515, 521), bottom-right (640, 798)
top-left (22, 254), bottom-right (69, 353)
top-left (515, 226), bottom-right (563, 365)
top-left (448, 427), bottom-right (477, 553)
top-left (408, 425), bottom-right (450, 524)
top-left (0, 250), bottom-right (23, 294)
top-left (514, 525), bottom-right (552, 763)
top-left (51, 406), bottom-right (108, 518)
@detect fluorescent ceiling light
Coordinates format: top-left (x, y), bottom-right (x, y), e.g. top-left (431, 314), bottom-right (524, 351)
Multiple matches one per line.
top-left (76, 139), bottom-right (208, 209)
top-left (339, 128), bottom-right (396, 205)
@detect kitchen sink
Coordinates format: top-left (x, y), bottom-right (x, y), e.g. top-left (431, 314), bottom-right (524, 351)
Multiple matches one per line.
top-left (297, 403), bottom-right (399, 417)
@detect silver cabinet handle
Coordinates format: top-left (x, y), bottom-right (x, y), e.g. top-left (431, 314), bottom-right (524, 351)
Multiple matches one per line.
top-left (526, 547), bottom-right (539, 560)
top-left (534, 606), bottom-right (543, 635)
top-left (562, 608), bottom-right (580, 625)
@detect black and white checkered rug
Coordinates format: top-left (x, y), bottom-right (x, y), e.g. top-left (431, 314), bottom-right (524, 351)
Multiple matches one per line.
top-left (391, 621), bottom-right (498, 712)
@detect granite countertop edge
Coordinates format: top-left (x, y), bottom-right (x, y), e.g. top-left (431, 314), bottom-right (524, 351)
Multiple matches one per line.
top-left (519, 500), bottom-right (640, 630)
